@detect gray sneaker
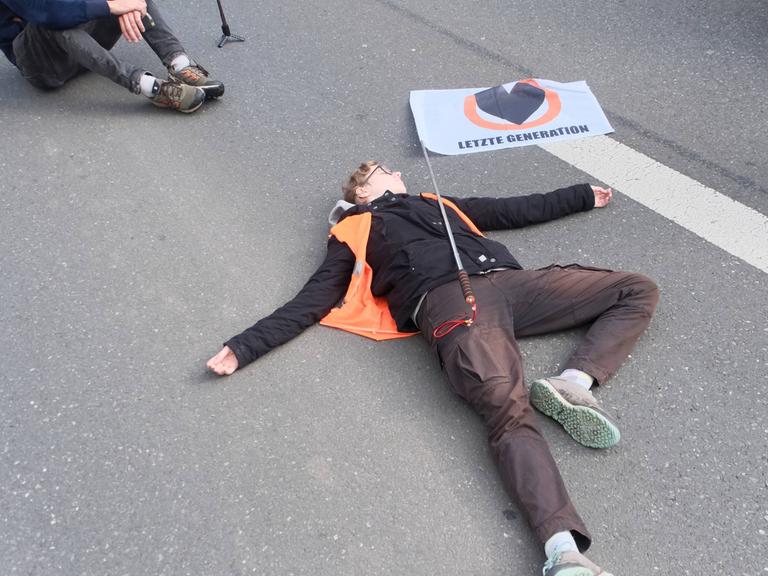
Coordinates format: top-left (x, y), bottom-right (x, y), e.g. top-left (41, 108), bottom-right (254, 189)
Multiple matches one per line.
top-left (542, 550), bottom-right (614, 575)
top-left (149, 79), bottom-right (205, 113)
top-left (168, 63), bottom-right (225, 100)
top-left (529, 377), bottom-right (620, 449)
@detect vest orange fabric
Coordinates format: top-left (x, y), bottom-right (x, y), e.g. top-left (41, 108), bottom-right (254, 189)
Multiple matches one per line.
top-left (319, 195), bottom-right (483, 340)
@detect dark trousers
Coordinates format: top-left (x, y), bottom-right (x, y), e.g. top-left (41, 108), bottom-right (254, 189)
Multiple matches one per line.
top-left (12, 0), bottom-right (185, 94)
top-left (417, 265), bottom-right (659, 551)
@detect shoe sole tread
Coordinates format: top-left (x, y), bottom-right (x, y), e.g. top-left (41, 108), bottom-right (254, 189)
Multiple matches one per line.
top-left (151, 99), bottom-right (204, 113)
top-left (530, 380), bottom-right (620, 449)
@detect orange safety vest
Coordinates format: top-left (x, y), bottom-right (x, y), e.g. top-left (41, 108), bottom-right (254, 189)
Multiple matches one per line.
top-left (320, 194), bottom-right (483, 340)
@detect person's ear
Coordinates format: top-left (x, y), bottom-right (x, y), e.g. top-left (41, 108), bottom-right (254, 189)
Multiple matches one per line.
top-left (354, 186), bottom-right (368, 203)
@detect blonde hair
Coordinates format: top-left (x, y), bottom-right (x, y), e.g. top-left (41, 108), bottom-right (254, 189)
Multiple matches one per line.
top-left (341, 160), bottom-right (379, 204)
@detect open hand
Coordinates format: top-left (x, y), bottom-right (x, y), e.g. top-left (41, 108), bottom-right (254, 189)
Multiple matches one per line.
top-left (118, 11), bottom-right (145, 43)
top-left (107, 1), bottom-right (147, 42)
top-left (207, 346), bottom-right (239, 376)
top-left (591, 185), bottom-right (613, 208)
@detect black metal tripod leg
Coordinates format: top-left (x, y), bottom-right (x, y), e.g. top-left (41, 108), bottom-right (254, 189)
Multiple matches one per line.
top-left (218, 33), bottom-right (245, 48)
top-left (216, 1), bottom-right (245, 47)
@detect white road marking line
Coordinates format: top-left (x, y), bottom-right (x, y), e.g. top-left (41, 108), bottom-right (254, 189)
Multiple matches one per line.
top-left (539, 135), bottom-right (768, 274)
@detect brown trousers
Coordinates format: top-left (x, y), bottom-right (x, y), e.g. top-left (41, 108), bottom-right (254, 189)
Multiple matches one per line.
top-left (416, 265), bottom-right (659, 551)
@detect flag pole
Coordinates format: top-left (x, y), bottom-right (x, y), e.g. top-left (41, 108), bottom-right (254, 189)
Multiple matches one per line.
top-left (419, 140), bottom-right (476, 311)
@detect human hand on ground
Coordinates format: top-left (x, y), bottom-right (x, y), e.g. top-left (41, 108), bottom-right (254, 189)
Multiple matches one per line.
top-left (207, 346), bottom-right (239, 376)
top-left (591, 185), bottom-right (613, 208)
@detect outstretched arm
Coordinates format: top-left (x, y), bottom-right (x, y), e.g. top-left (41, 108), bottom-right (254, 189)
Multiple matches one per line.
top-left (207, 237), bottom-right (355, 377)
top-left (452, 183), bottom-right (610, 231)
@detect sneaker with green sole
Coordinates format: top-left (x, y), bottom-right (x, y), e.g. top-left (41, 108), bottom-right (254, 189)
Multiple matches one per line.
top-left (168, 63), bottom-right (225, 100)
top-left (150, 79), bottom-right (205, 113)
top-left (529, 377), bottom-right (620, 449)
top-left (542, 550), bottom-right (614, 576)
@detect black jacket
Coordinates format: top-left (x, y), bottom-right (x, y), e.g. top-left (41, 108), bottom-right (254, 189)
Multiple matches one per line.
top-left (226, 184), bottom-right (595, 368)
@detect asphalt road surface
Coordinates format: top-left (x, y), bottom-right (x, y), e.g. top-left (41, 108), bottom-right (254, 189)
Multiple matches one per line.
top-left (1, 1), bottom-right (766, 574)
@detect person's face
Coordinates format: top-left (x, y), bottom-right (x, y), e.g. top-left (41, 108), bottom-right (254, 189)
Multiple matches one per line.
top-left (355, 164), bottom-right (406, 204)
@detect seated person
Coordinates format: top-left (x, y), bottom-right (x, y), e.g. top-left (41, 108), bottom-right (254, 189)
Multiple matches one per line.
top-left (0, 0), bottom-right (224, 113)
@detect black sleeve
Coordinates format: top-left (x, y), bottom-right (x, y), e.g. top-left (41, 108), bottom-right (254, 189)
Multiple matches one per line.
top-left (224, 237), bottom-right (355, 369)
top-left (450, 183), bottom-right (595, 231)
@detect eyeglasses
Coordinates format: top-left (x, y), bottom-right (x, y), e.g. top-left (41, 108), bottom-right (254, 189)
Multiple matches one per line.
top-left (361, 164), bottom-right (393, 186)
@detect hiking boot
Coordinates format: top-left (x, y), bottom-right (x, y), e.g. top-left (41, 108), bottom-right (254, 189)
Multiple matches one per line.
top-left (150, 79), bottom-right (205, 113)
top-left (168, 63), bottom-right (225, 99)
top-left (528, 377), bottom-right (620, 449)
top-left (542, 550), bottom-right (614, 575)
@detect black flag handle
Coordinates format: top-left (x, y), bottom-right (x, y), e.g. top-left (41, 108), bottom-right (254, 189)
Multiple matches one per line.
top-left (458, 270), bottom-right (476, 306)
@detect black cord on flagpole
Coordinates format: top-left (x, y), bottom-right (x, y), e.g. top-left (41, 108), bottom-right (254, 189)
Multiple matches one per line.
top-left (215, 0), bottom-right (245, 48)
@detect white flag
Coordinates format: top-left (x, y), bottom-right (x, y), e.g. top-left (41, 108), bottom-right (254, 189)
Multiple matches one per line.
top-left (410, 79), bottom-right (613, 156)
